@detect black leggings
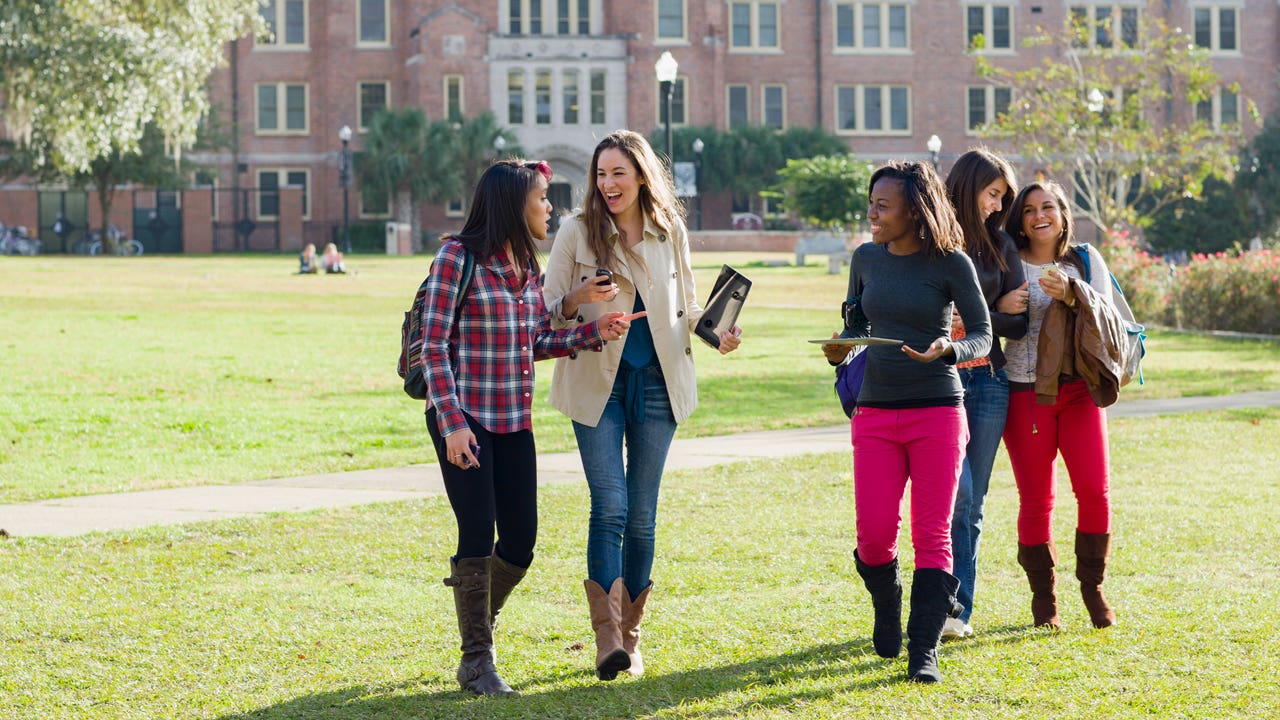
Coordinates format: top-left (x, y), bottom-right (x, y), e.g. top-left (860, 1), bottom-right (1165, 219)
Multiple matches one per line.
top-left (426, 409), bottom-right (538, 567)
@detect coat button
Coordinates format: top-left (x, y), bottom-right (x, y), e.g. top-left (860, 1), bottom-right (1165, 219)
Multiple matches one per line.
top-left (671, 272), bottom-right (677, 278)
top-left (570, 351), bottom-right (578, 359)
top-left (660, 234), bottom-right (667, 242)
top-left (685, 347), bottom-right (692, 355)
top-left (677, 309), bottom-right (683, 317)
top-left (577, 315), bottom-right (584, 322)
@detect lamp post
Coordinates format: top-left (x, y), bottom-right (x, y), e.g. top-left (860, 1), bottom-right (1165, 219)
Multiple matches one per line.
top-left (655, 51), bottom-right (678, 167)
top-left (926, 134), bottom-right (942, 173)
top-left (338, 124), bottom-right (352, 254)
top-left (493, 134), bottom-right (506, 161)
top-left (692, 137), bottom-right (704, 230)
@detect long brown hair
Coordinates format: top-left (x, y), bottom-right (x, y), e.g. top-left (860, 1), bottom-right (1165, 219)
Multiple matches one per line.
top-left (945, 148), bottom-right (1017, 271)
top-left (1005, 179), bottom-right (1084, 274)
top-left (579, 130), bottom-right (684, 272)
top-left (867, 161), bottom-right (963, 257)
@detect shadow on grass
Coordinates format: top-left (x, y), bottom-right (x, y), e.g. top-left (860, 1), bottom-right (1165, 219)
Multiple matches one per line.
top-left (214, 639), bottom-right (935, 720)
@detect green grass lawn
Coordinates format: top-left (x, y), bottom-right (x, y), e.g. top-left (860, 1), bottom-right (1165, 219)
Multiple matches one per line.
top-left (2, 409), bottom-right (1278, 719)
top-left (3, 254), bottom-right (1279, 503)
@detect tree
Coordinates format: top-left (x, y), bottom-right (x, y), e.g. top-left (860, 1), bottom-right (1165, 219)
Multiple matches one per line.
top-left (356, 108), bottom-right (461, 251)
top-left (974, 11), bottom-right (1251, 232)
top-left (448, 113), bottom-right (522, 213)
top-left (774, 155), bottom-right (875, 232)
top-left (0, 0), bottom-right (263, 174)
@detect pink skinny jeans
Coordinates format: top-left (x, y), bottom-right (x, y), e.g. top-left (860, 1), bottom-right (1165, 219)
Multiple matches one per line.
top-left (851, 405), bottom-right (967, 571)
top-left (1003, 380), bottom-right (1112, 546)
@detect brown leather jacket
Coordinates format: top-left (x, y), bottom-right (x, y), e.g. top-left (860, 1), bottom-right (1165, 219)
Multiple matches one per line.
top-left (1035, 276), bottom-right (1128, 408)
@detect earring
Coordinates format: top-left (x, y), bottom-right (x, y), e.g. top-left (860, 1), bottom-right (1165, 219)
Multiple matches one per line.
top-left (919, 226), bottom-right (926, 240)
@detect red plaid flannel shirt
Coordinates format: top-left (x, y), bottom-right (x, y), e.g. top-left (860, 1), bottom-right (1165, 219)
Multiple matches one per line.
top-left (423, 240), bottom-right (604, 436)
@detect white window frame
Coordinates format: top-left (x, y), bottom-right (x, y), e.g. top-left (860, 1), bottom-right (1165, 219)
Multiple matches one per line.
top-left (555, 0), bottom-right (592, 35)
top-left (963, 2), bottom-right (1013, 52)
top-left (444, 75), bottom-right (465, 121)
top-left (1069, 3), bottom-right (1141, 50)
top-left (589, 69), bottom-right (607, 125)
top-left (255, 83), bottom-right (310, 136)
top-left (834, 84), bottom-right (912, 135)
top-left (1191, 5), bottom-right (1241, 54)
top-left (965, 85), bottom-right (1013, 134)
top-left (256, 168), bottom-right (311, 220)
top-left (508, 70), bottom-right (525, 125)
top-left (535, 69), bottom-right (553, 125)
top-left (833, 2), bottom-right (911, 52)
top-left (1196, 87), bottom-right (1240, 130)
top-left (357, 80), bottom-right (389, 132)
top-left (446, 198), bottom-right (466, 218)
top-left (257, 0), bottom-right (309, 49)
top-left (727, 84), bottom-right (750, 128)
top-left (729, 1), bottom-right (781, 52)
top-left (762, 84), bottom-right (786, 128)
top-left (656, 0), bottom-right (688, 43)
top-left (562, 69), bottom-right (581, 125)
top-left (656, 76), bottom-right (689, 127)
top-left (356, 0), bottom-right (389, 46)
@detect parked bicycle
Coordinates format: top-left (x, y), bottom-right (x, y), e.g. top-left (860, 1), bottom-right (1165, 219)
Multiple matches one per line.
top-left (0, 221), bottom-right (42, 256)
top-left (81, 225), bottom-right (144, 256)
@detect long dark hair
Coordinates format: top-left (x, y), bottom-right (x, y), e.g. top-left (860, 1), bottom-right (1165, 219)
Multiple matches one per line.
top-left (579, 130), bottom-right (684, 272)
top-left (1005, 179), bottom-right (1084, 274)
top-left (945, 148), bottom-right (1017, 271)
top-left (445, 159), bottom-right (552, 276)
top-left (867, 161), bottom-right (963, 257)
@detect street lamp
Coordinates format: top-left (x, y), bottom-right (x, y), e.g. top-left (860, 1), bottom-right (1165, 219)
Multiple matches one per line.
top-left (926, 134), bottom-right (942, 172)
top-left (493, 134), bottom-right (506, 161)
top-left (338, 124), bottom-right (352, 254)
top-left (692, 137), bottom-right (704, 230)
top-left (655, 51), bottom-right (678, 167)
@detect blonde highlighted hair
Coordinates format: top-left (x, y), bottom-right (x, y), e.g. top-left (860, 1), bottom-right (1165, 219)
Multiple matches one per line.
top-left (579, 130), bottom-right (685, 272)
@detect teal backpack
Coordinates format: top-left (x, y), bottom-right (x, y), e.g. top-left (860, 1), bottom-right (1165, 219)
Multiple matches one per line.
top-left (1074, 243), bottom-right (1146, 386)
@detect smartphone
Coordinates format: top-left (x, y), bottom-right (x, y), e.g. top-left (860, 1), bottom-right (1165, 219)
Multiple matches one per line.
top-left (595, 268), bottom-right (613, 287)
top-left (463, 442), bottom-right (481, 468)
top-left (1040, 264), bottom-right (1060, 279)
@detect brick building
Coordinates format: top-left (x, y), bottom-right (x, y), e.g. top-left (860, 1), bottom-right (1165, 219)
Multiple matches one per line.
top-left (6, 1), bottom-right (1278, 250)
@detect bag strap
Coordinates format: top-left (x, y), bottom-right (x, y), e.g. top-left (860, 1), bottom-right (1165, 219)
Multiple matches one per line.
top-left (1074, 243), bottom-right (1092, 284)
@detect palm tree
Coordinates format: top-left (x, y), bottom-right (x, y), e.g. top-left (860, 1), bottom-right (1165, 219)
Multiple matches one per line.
top-left (356, 108), bottom-right (460, 251)
top-left (449, 112), bottom-right (522, 213)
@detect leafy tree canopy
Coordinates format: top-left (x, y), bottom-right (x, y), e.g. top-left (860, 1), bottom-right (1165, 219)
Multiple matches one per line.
top-left (774, 154), bottom-right (875, 231)
top-left (975, 12), bottom-right (1255, 232)
top-left (0, 0), bottom-right (263, 173)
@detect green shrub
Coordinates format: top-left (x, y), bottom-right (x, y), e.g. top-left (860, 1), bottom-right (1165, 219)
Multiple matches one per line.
top-left (1172, 249), bottom-right (1280, 334)
top-left (1099, 230), bottom-right (1175, 325)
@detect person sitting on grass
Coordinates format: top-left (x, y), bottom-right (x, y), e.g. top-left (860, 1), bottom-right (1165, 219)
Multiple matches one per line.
top-left (321, 242), bottom-right (346, 274)
top-left (298, 243), bottom-right (318, 274)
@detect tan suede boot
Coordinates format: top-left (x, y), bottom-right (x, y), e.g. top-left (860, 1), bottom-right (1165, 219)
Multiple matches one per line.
top-left (584, 578), bottom-right (631, 680)
top-left (620, 583), bottom-right (652, 677)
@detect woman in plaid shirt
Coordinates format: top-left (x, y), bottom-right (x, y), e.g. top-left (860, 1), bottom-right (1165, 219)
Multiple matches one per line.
top-left (423, 160), bottom-right (638, 697)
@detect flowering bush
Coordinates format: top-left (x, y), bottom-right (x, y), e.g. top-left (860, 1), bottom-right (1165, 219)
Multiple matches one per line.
top-left (1099, 229), bottom-right (1280, 334)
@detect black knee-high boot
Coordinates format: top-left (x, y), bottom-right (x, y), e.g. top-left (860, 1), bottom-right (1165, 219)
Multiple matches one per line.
top-left (855, 550), bottom-right (903, 658)
top-left (906, 568), bottom-right (960, 684)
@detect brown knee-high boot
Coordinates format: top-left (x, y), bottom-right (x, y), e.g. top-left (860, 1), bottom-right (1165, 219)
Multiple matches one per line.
top-left (620, 582), bottom-right (652, 677)
top-left (489, 553), bottom-right (528, 628)
top-left (444, 557), bottom-right (517, 696)
top-left (1075, 530), bottom-right (1116, 629)
top-left (1017, 542), bottom-right (1062, 629)
top-left (584, 579), bottom-right (631, 680)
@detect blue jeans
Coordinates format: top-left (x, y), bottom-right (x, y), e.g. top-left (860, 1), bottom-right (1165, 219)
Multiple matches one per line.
top-left (951, 366), bottom-right (1009, 623)
top-left (573, 365), bottom-right (677, 597)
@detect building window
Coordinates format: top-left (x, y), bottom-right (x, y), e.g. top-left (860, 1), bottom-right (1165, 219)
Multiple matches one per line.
top-left (256, 83), bottom-right (308, 134)
top-left (834, 3), bottom-right (909, 50)
top-left (728, 85), bottom-right (749, 128)
top-left (258, 0), bottom-right (307, 47)
top-left (508, 70), bottom-right (524, 124)
top-left (358, 0), bottom-right (388, 44)
top-left (590, 70), bottom-right (607, 124)
top-left (1193, 6), bottom-right (1239, 52)
top-left (563, 70), bottom-right (580, 124)
top-left (657, 0), bottom-right (686, 41)
top-left (257, 169), bottom-right (309, 219)
top-left (535, 70), bottom-right (552, 125)
top-left (1070, 5), bottom-right (1140, 49)
top-left (966, 85), bottom-right (1012, 131)
top-left (835, 84), bottom-right (910, 134)
top-left (762, 84), bottom-right (785, 128)
top-left (444, 76), bottom-right (464, 122)
top-left (730, 1), bottom-right (780, 51)
top-left (965, 4), bottom-right (1012, 50)
top-left (509, 0), bottom-right (556, 34)
top-left (556, 0), bottom-right (591, 34)
top-left (1197, 88), bottom-right (1240, 130)
top-left (657, 77), bottom-right (688, 126)
top-left (358, 81), bottom-right (388, 131)
top-left (446, 198), bottom-right (465, 217)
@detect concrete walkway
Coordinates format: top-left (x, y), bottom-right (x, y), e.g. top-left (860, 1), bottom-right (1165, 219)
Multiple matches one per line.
top-left (4, 391), bottom-right (1279, 539)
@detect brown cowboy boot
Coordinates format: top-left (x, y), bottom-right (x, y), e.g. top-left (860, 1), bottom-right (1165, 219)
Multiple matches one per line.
top-left (619, 582), bottom-right (652, 677)
top-left (1017, 542), bottom-right (1062, 629)
top-left (584, 578), bottom-right (631, 680)
top-left (1075, 530), bottom-right (1116, 628)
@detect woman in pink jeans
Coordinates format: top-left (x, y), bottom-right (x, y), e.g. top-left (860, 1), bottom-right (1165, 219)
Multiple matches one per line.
top-left (822, 161), bottom-right (990, 683)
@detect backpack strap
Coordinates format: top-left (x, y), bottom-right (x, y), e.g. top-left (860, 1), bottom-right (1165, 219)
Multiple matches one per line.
top-left (1074, 243), bottom-right (1092, 284)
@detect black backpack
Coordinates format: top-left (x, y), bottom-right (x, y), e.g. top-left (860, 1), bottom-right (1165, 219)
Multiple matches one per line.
top-left (397, 248), bottom-right (474, 399)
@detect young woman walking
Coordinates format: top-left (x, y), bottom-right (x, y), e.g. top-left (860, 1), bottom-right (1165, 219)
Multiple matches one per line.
top-left (543, 130), bottom-right (741, 681)
top-left (422, 159), bottom-right (637, 696)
